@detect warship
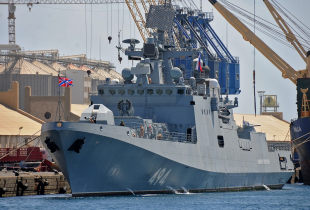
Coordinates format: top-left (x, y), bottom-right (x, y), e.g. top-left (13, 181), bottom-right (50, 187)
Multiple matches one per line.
top-left (290, 78), bottom-right (310, 184)
top-left (41, 5), bottom-right (293, 196)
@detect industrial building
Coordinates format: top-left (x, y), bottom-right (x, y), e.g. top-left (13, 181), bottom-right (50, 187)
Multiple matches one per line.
top-left (0, 81), bottom-right (88, 148)
top-left (0, 45), bottom-right (123, 112)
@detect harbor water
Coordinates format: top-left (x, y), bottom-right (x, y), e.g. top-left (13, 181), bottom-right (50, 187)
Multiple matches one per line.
top-left (1, 184), bottom-right (309, 210)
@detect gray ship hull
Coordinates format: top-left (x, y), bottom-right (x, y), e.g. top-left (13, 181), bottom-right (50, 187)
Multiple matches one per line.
top-left (42, 122), bottom-right (293, 196)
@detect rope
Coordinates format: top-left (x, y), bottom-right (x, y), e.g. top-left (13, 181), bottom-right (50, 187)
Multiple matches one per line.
top-left (293, 135), bottom-right (310, 150)
top-left (13, 130), bottom-right (41, 150)
top-left (291, 130), bottom-right (310, 143)
top-left (23, 137), bottom-right (40, 163)
top-left (0, 132), bottom-right (42, 161)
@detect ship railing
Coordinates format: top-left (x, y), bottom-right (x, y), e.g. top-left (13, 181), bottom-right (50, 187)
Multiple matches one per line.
top-left (267, 143), bottom-right (291, 152)
top-left (128, 124), bottom-right (197, 144)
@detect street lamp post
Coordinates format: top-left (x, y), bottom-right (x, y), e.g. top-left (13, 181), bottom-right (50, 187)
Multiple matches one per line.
top-left (18, 126), bottom-right (23, 148)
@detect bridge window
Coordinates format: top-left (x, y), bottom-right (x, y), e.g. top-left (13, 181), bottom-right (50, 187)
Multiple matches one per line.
top-left (98, 89), bottom-right (104, 95)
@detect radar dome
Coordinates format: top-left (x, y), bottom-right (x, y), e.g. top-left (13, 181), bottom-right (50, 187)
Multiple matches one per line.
top-left (122, 68), bottom-right (134, 81)
top-left (170, 67), bottom-right (182, 80)
top-left (178, 63), bottom-right (185, 71)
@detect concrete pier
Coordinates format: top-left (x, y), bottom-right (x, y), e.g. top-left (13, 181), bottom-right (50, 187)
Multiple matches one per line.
top-left (0, 171), bottom-right (71, 197)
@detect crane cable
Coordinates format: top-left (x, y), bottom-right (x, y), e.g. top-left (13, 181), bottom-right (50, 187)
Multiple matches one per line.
top-left (272, 0), bottom-right (310, 42)
top-left (222, 0), bottom-right (310, 49)
top-left (219, 0), bottom-right (310, 50)
top-left (220, 0), bottom-right (309, 46)
top-left (85, 3), bottom-right (88, 57)
top-left (90, 2), bottom-right (93, 59)
top-left (231, 7), bottom-right (310, 49)
top-left (111, 3), bottom-right (112, 36)
top-left (122, 2), bottom-right (124, 48)
top-left (107, 4), bottom-right (109, 36)
top-left (253, 0), bottom-right (256, 117)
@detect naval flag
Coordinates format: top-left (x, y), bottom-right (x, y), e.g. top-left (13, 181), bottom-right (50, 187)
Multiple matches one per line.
top-left (59, 77), bottom-right (73, 87)
top-left (195, 53), bottom-right (203, 72)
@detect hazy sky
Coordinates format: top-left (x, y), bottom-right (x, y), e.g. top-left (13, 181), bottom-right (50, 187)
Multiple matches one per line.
top-left (0, 0), bottom-right (309, 123)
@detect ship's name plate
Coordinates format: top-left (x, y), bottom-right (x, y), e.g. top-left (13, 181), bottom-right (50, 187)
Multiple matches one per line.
top-left (257, 159), bottom-right (270, 164)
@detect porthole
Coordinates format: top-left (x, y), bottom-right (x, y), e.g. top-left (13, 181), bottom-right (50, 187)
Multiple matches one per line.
top-left (44, 112), bottom-right (51, 119)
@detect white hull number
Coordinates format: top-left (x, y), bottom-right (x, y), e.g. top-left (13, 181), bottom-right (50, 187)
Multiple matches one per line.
top-left (148, 168), bottom-right (171, 186)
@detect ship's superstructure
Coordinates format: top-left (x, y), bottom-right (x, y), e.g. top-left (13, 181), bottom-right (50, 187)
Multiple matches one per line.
top-left (41, 18), bottom-right (293, 195)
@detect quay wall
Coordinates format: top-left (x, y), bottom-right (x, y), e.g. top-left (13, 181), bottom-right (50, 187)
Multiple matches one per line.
top-left (0, 172), bottom-right (71, 197)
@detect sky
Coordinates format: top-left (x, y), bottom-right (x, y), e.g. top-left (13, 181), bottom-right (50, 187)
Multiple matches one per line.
top-left (0, 0), bottom-right (309, 122)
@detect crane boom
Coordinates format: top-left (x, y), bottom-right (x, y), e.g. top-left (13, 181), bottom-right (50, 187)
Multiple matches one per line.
top-left (208, 0), bottom-right (302, 84)
top-left (263, 0), bottom-right (307, 63)
top-left (125, 0), bottom-right (151, 43)
top-left (1, 0), bottom-right (126, 4)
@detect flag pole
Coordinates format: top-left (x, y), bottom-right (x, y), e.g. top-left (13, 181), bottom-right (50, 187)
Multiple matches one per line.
top-left (58, 69), bottom-right (61, 122)
top-left (57, 70), bottom-right (68, 122)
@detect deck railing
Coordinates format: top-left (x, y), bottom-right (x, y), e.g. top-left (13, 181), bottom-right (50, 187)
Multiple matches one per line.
top-left (267, 143), bottom-right (291, 152)
top-left (124, 122), bottom-right (197, 144)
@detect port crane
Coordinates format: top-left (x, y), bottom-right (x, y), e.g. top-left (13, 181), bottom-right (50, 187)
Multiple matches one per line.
top-left (1, 0), bottom-right (241, 94)
top-left (208, 0), bottom-right (310, 117)
top-left (208, 0), bottom-right (309, 84)
top-left (1, 0), bottom-right (155, 45)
